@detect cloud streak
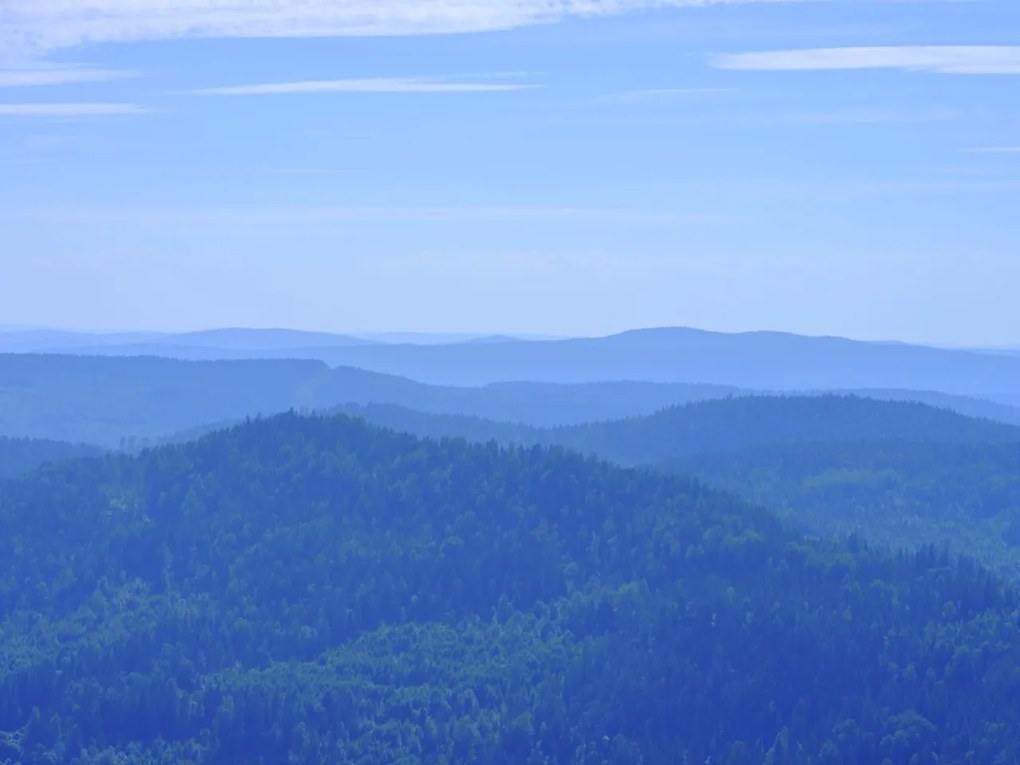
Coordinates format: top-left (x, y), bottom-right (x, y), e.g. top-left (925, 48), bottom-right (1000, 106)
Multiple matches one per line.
top-left (714, 46), bottom-right (1020, 75)
top-left (4, 0), bottom-right (794, 53)
top-left (0, 64), bottom-right (132, 88)
top-left (0, 204), bottom-right (711, 226)
top-left (186, 77), bottom-right (539, 95)
top-left (967, 147), bottom-right (1020, 154)
top-left (0, 103), bottom-right (150, 116)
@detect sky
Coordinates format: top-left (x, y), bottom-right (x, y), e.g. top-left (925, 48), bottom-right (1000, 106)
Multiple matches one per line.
top-left (1, 1), bottom-right (1018, 345)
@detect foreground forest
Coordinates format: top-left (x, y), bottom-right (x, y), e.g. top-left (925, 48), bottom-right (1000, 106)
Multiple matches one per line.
top-left (3, 413), bottom-right (1020, 763)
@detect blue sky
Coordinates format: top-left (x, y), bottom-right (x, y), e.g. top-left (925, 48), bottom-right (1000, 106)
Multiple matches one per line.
top-left (1, 1), bottom-right (1018, 344)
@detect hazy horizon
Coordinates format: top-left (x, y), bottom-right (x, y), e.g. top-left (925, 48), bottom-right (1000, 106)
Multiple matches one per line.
top-left (3, 1), bottom-right (1018, 346)
top-left (1, 321), bottom-right (1018, 351)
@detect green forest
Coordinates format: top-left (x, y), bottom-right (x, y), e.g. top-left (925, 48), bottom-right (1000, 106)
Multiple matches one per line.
top-left (330, 398), bottom-right (1020, 580)
top-left (3, 412), bottom-right (1020, 763)
top-left (668, 440), bottom-right (1020, 579)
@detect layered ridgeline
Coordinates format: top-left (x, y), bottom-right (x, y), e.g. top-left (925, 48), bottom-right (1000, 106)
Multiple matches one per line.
top-left (0, 354), bottom-right (732, 447)
top-left (296, 327), bottom-right (1020, 394)
top-left (0, 437), bottom-right (103, 481)
top-left (3, 413), bottom-right (1020, 763)
top-left (335, 396), bottom-right (1020, 580)
top-left (7, 327), bottom-right (1020, 399)
top-left (337, 395), bottom-right (1020, 463)
top-left (3, 354), bottom-right (1020, 448)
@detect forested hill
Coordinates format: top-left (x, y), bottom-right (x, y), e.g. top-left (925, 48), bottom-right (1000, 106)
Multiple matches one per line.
top-left (334, 398), bottom-right (1020, 582)
top-left (555, 394), bottom-right (1020, 464)
top-left (339, 395), bottom-right (1020, 465)
top-left (4, 413), bottom-right (1020, 762)
top-left (0, 437), bottom-right (104, 480)
top-left (669, 440), bottom-right (1020, 581)
top-left (4, 354), bottom-right (1020, 448)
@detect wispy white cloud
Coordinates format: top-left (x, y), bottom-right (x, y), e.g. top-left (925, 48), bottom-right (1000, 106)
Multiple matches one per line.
top-left (0, 204), bottom-right (711, 226)
top-left (3, 0), bottom-right (798, 54)
top-left (966, 147), bottom-right (1020, 154)
top-left (276, 168), bottom-right (329, 176)
top-left (612, 87), bottom-right (734, 99)
top-left (186, 77), bottom-right (539, 96)
top-left (714, 46), bottom-right (1020, 75)
top-left (0, 63), bottom-right (132, 87)
top-left (0, 103), bottom-right (150, 116)
top-left (627, 87), bottom-right (732, 95)
top-left (775, 106), bottom-right (957, 125)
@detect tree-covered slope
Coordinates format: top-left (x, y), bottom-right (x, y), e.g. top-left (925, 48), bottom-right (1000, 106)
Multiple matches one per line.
top-left (0, 437), bottom-right (104, 480)
top-left (339, 395), bottom-right (1020, 465)
top-left (335, 398), bottom-right (1020, 581)
top-left (555, 395), bottom-right (1020, 464)
top-left (3, 413), bottom-right (1020, 763)
top-left (668, 440), bottom-right (1020, 580)
top-left (834, 388), bottom-right (1020, 427)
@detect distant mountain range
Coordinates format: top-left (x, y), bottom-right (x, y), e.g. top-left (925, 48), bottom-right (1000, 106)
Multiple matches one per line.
top-left (0, 327), bottom-right (551, 356)
top-left (290, 328), bottom-right (1020, 395)
top-left (11, 326), bottom-right (1020, 398)
top-left (2, 352), bottom-right (1020, 447)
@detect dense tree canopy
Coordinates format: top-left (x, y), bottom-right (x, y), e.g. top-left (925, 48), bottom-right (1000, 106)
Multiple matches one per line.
top-left (670, 439), bottom-right (1020, 580)
top-left (336, 398), bottom-right (1020, 580)
top-left (2, 413), bottom-right (1020, 763)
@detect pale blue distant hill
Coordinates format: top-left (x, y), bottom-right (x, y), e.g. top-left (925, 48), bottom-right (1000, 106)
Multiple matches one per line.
top-left (0, 329), bottom-right (166, 352)
top-left (8, 325), bottom-right (1020, 399)
top-left (152, 328), bottom-right (374, 350)
top-left (298, 327), bottom-right (1020, 397)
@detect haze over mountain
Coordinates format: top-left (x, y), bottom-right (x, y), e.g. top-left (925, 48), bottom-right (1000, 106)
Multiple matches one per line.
top-left (0, 355), bottom-right (325, 447)
top-left (0, 328), bottom-right (549, 357)
top-left (4, 353), bottom-right (1020, 448)
top-left (0, 437), bottom-right (104, 481)
top-left (298, 328), bottom-right (1020, 395)
top-left (0, 330), bottom-right (166, 353)
top-left (7, 326), bottom-right (1020, 401)
top-left (147, 328), bottom-right (374, 350)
